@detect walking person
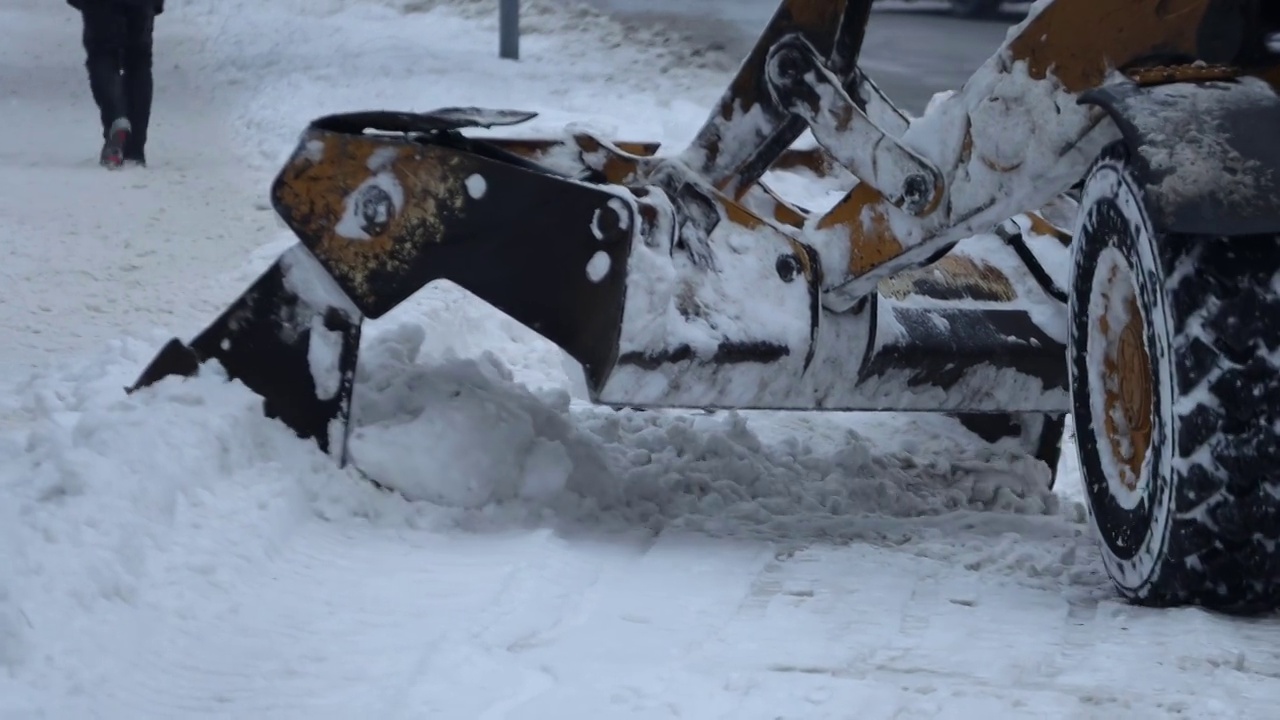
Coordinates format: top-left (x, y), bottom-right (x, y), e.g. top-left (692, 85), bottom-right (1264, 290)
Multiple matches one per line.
top-left (67, 0), bottom-right (165, 168)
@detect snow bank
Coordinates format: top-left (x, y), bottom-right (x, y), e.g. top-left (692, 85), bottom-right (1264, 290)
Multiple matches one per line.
top-left (344, 316), bottom-right (1065, 520)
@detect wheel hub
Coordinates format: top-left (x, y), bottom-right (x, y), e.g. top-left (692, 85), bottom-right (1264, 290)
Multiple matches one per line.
top-left (1099, 265), bottom-right (1153, 490)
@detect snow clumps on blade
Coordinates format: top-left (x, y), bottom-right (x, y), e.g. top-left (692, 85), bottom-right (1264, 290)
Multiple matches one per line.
top-left (566, 410), bottom-right (1062, 540)
top-left (346, 325), bottom-right (611, 509)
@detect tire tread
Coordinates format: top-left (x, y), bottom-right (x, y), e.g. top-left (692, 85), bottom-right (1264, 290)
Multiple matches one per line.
top-left (1160, 237), bottom-right (1280, 612)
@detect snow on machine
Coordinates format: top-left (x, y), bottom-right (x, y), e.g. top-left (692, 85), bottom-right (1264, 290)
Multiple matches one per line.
top-left (129, 0), bottom-right (1280, 612)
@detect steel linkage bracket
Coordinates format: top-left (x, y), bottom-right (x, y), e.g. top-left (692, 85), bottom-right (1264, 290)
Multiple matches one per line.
top-left (763, 34), bottom-right (945, 217)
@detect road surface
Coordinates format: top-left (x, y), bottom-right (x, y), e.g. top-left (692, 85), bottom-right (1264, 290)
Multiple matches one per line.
top-left (574, 0), bottom-right (1028, 114)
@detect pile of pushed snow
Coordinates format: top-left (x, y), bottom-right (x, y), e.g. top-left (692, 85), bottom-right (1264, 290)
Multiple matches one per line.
top-left (349, 323), bottom-right (1068, 526)
top-left (348, 324), bottom-right (603, 509)
top-left (302, 281), bottom-right (1073, 530)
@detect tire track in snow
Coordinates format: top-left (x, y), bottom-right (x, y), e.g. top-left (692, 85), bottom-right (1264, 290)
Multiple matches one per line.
top-left (735, 553), bottom-right (790, 617)
top-left (895, 569), bottom-right (940, 639)
top-left (1036, 594), bottom-right (1100, 687)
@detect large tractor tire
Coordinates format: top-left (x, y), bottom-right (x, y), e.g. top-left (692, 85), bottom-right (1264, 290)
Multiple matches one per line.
top-left (1068, 141), bottom-right (1280, 612)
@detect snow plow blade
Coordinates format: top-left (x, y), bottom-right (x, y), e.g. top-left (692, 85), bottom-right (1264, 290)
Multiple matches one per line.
top-left (128, 109), bottom-right (639, 464)
top-left (267, 110), bottom-right (635, 356)
top-left (128, 248), bottom-right (363, 461)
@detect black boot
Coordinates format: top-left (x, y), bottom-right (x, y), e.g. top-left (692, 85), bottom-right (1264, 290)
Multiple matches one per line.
top-left (99, 116), bottom-right (131, 168)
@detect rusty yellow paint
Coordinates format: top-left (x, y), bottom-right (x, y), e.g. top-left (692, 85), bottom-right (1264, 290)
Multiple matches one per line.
top-left (1126, 63), bottom-right (1240, 86)
top-left (682, 0), bottom-right (910, 206)
top-left (692, 0), bottom-right (863, 184)
top-left (715, 193), bottom-right (767, 231)
top-left (1024, 212), bottom-right (1072, 244)
top-left (1099, 268), bottom-right (1153, 489)
top-left (769, 195), bottom-right (808, 229)
top-left (708, 186), bottom-right (819, 284)
top-left (877, 254), bottom-right (1017, 302)
top-left (273, 130), bottom-right (471, 309)
top-left (571, 134), bottom-right (651, 185)
top-left (1260, 65), bottom-right (1280, 92)
top-left (735, 183), bottom-right (809, 229)
top-left (786, 236), bottom-right (819, 284)
top-left (1005, 0), bottom-right (1210, 93)
top-left (915, 173), bottom-right (947, 218)
top-left (958, 129), bottom-right (975, 168)
top-left (774, 147), bottom-right (837, 178)
top-left (614, 141), bottom-right (662, 156)
top-left (982, 155), bottom-right (1024, 173)
top-left (815, 183), bottom-right (905, 278)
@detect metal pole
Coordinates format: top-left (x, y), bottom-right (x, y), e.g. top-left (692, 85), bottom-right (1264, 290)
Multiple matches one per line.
top-left (499, 0), bottom-right (519, 60)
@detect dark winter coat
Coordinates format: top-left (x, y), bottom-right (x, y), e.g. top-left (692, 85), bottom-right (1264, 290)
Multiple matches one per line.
top-left (67, 0), bottom-right (164, 15)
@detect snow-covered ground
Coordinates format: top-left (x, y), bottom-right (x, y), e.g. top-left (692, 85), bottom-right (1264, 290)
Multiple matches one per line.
top-left (3, 0), bottom-right (1280, 717)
